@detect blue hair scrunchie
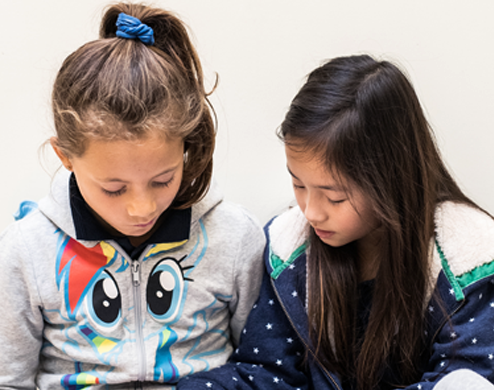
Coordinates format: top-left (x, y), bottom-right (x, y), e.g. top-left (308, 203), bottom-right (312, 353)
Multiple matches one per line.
top-left (116, 12), bottom-right (155, 45)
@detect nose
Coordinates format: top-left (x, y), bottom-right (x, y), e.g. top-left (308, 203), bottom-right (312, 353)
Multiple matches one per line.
top-left (126, 191), bottom-right (157, 219)
top-left (302, 191), bottom-right (327, 225)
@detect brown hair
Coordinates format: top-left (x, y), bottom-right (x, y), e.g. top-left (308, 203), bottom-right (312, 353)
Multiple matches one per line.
top-left (52, 3), bottom-right (215, 208)
top-left (279, 55), bottom-right (481, 389)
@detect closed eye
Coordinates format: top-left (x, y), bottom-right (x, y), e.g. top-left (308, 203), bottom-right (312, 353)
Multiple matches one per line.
top-left (152, 177), bottom-right (174, 188)
top-left (102, 187), bottom-right (126, 197)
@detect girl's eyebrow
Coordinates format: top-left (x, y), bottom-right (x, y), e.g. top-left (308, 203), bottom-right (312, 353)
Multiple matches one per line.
top-left (103, 166), bottom-right (178, 183)
top-left (287, 166), bottom-right (345, 192)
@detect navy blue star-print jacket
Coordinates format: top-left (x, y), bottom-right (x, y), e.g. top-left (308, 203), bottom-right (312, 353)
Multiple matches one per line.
top-left (177, 202), bottom-right (494, 389)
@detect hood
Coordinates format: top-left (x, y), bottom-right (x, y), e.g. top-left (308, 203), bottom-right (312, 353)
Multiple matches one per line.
top-left (433, 201), bottom-right (494, 300)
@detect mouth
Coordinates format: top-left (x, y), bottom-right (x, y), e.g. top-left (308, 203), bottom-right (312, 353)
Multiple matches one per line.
top-left (314, 228), bottom-right (335, 239)
top-left (134, 218), bottom-right (157, 229)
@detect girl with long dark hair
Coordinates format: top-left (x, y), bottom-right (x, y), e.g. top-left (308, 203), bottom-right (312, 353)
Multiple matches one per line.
top-left (179, 55), bottom-right (494, 390)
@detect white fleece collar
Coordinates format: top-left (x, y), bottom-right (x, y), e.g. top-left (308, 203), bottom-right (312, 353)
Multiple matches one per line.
top-left (268, 205), bottom-right (309, 262)
top-left (434, 201), bottom-right (494, 278)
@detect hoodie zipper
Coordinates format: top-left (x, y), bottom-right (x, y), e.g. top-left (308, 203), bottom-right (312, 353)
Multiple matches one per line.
top-left (270, 278), bottom-right (342, 390)
top-left (132, 259), bottom-right (147, 382)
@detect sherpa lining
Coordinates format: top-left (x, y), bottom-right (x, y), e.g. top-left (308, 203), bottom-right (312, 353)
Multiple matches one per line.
top-left (434, 202), bottom-right (494, 299)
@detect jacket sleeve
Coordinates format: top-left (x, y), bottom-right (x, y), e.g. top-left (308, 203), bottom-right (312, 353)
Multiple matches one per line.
top-left (401, 273), bottom-right (494, 390)
top-left (227, 210), bottom-right (266, 347)
top-left (177, 267), bottom-right (310, 389)
top-left (0, 221), bottom-right (44, 389)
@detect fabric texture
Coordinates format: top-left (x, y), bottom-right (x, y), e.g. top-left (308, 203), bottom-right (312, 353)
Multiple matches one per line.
top-left (177, 202), bottom-right (494, 390)
top-left (116, 12), bottom-right (155, 45)
top-left (433, 369), bottom-right (494, 390)
top-left (0, 170), bottom-right (265, 390)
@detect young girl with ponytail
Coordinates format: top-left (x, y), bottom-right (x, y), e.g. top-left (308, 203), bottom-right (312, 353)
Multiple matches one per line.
top-left (0, 4), bottom-right (264, 389)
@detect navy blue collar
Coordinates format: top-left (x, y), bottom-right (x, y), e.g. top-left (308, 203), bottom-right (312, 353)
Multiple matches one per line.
top-left (69, 174), bottom-right (191, 258)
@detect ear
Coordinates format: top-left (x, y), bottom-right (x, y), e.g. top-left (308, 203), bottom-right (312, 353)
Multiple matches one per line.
top-left (50, 137), bottom-right (73, 171)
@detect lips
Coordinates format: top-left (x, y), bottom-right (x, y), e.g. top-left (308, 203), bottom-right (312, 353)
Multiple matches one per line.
top-left (314, 228), bottom-right (335, 239)
top-left (134, 218), bottom-right (156, 229)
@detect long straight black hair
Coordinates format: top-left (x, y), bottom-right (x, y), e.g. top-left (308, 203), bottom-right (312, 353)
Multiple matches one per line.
top-left (279, 55), bottom-right (479, 389)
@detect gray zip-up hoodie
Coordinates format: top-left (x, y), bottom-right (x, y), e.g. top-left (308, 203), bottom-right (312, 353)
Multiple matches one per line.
top-left (0, 171), bottom-right (265, 390)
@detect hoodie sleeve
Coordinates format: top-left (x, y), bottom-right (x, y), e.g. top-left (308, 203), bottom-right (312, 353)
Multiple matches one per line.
top-left (176, 250), bottom-right (310, 390)
top-left (0, 221), bottom-right (44, 389)
top-left (227, 209), bottom-right (266, 347)
top-left (399, 272), bottom-right (494, 390)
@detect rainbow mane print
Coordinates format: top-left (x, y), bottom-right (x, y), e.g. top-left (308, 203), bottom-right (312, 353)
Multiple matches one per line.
top-left (56, 235), bottom-right (117, 320)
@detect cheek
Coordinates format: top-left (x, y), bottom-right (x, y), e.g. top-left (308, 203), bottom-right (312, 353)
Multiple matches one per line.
top-left (294, 196), bottom-right (306, 214)
top-left (292, 191), bottom-right (306, 210)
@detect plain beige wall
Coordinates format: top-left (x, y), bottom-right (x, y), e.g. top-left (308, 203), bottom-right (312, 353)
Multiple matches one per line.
top-left (1, 0), bottom-right (494, 232)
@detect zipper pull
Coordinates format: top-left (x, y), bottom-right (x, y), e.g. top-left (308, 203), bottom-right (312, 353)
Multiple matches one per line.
top-left (132, 260), bottom-right (141, 287)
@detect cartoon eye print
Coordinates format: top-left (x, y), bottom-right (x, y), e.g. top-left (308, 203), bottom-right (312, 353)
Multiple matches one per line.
top-left (146, 256), bottom-right (192, 323)
top-left (86, 271), bottom-right (122, 331)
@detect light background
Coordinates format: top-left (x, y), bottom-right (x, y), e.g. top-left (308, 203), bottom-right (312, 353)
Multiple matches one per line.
top-left (1, 0), bottom-right (494, 232)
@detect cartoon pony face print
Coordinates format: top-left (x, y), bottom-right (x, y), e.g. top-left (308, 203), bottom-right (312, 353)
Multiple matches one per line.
top-left (51, 226), bottom-right (210, 388)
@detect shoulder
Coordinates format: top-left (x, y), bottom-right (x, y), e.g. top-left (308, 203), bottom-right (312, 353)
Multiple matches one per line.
top-left (0, 205), bottom-right (55, 267)
top-left (192, 181), bottom-right (264, 237)
top-left (265, 206), bottom-right (309, 279)
top-left (433, 201), bottom-right (494, 300)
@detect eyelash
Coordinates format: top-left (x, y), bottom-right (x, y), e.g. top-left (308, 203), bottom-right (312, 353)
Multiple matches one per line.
top-left (292, 183), bottom-right (346, 204)
top-left (103, 188), bottom-right (126, 197)
top-left (102, 178), bottom-right (174, 197)
top-left (152, 178), bottom-right (173, 188)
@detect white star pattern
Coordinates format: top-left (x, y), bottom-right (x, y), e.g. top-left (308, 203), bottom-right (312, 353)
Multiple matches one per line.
top-left (418, 385), bottom-right (422, 389)
top-left (268, 299), bottom-right (275, 305)
top-left (266, 323), bottom-right (273, 330)
top-left (489, 354), bottom-right (494, 360)
top-left (440, 354), bottom-right (446, 358)
top-left (469, 318), bottom-right (475, 322)
top-left (206, 383), bottom-right (212, 388)
top-left (480, 293), bottom-right (483, 300)
top-left (450, 332), bottom-right (457, 339)
top-left (249, 375), bottom-right (254, 381)
top-left (276, 359), bottom-right (283, 366)
top-left (449, 288), bottom-right (455, 295)
top-left (472, 338), bottom-right (478, 344)
top-left (440, 362), bottom-right (445, 367)
top-left (253, 304), bottom-right (257, 309)
top-left (253, 347), bottom-right (259, 354)
top-left (428, 305), bottom-right (434, 312)
top-left (273, 377), bottom-right (280, 383)
top-left (490, 302), bottom-right (494, 308)
top-left (287, 337), bottom-right (294, 343)
top-left (243, 329), bottom-right (247, 334)
top-left (291, 291), bottom-right (298, 297)
top-left (289, 264), bottom-right (295, 270)
top-left (232, 377), bottom-right (238, 381)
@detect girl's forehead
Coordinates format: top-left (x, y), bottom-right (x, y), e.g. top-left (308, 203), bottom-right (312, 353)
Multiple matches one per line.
top-left (285, 145), bottom-right (348, 191)
top-left (73, 135), bottom-right (184, 175)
